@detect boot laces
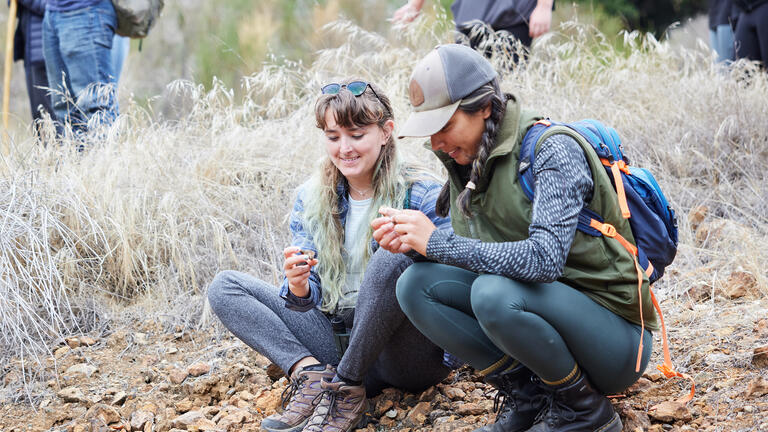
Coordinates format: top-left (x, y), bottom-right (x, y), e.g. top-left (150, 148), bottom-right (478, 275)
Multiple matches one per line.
top-left (491, 374), bottom-right (522, 421)
top-left (492, 389), bottom-right (517, 415)
top-left (312, 387), bottom-right (341, 425)
top-left (531, 391), bottom-right (576, 426)
top-left (280, 375), bottom-right (309, 409)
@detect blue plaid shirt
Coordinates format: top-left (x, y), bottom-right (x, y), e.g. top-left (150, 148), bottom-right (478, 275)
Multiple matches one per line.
top-left (279, 179), bottom-right (451, 312)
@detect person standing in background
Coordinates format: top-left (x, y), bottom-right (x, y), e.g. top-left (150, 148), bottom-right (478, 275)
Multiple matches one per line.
top-left (393, 0), bottom-right (553, 64)
top-left (43, 0), bottom-right (117, 136)
top-left (12, 0), bottom-right (53, 129)
top-left (733, 0), bottom-right (768, 68)
top-left (708, 0), bottom-right (736, 64)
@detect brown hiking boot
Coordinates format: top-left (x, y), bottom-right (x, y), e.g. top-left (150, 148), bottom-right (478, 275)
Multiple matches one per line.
top-left (302, 379), bottom-right (367, 432)
top-left (260, 364), bottom-right (336, 432)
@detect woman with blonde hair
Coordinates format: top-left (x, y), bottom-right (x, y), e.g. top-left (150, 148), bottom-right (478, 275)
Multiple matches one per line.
top-left (208, 80), bottom-right (450, 432)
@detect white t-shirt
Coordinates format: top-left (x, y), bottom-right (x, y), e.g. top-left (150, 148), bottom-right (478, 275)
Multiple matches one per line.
top-left (338, 195), bottom-right (372, 310)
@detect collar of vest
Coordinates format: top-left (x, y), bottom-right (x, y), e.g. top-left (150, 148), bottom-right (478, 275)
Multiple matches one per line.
top-left (487, 97), bottom-right (523, 160)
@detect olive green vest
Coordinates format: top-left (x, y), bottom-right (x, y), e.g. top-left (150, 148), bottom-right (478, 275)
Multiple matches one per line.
top-left (435, 99), bottom-right (659, 331)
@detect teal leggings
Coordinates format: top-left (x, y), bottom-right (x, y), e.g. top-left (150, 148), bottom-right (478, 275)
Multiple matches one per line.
top-left (396, 262), bottom-right (652, 395)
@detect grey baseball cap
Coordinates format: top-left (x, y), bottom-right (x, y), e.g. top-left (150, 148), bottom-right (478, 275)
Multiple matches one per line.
top-left (398, 44), bottom-right (497, 138)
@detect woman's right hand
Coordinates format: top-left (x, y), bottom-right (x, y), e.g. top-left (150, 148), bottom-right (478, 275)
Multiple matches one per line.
top-left (283, 246), bottom-right (318, 298)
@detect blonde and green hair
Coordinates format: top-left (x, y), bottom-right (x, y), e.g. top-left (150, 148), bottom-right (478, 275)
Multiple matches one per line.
top-left (301, 80), bottom-right (433, 313)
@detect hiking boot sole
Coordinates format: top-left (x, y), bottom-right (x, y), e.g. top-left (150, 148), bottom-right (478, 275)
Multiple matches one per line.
top-left (346, 402), bottom-right (367, 432)
top-left (596, 412), bottom-right (622, 432)
top-left (260, 417), bottom-right (309, 432)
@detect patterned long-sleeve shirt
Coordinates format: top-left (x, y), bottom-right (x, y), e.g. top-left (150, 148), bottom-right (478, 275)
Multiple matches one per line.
top-left (426, 133), bottom-right (594, 282)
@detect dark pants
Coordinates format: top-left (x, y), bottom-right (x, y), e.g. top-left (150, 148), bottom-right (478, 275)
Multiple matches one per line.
top-left (396, 262), bottom-right (652, 395)
top-left (735, 2), bottom-right (768, 67)
top-left (497, 22), bottom-right (533, 48)
top-left (23, 60), bottom-right (53, 125)
top-left (207, 248), bottom-right (449, 396)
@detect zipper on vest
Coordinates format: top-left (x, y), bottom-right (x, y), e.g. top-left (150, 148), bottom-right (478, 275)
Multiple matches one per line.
top-left (468, 207), bottom-right (479, 238)
top-left (468, 220), bottom-right (478, 238)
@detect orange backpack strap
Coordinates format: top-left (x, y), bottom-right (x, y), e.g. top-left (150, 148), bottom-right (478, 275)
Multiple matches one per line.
top-left (601, 159), bottom-right (631, 218)
top-left (650, 288), bottom-right (696, 403)
top-left (589, 219), bottom-right (644, 371)
top-left (589, 219), bottom-right (695, 403)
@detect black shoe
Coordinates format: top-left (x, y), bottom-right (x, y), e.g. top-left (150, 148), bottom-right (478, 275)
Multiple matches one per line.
top-left (526, 373), bottom-right (622, 432)
top-left (473, 365), bottom-right (546, 432)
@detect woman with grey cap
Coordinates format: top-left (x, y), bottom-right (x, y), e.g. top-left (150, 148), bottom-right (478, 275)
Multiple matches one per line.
top-left (372, 44), bottom-right (657, 432)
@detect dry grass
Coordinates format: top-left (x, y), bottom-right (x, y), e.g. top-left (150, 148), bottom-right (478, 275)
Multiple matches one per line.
top-left (0, 18), bottom-right (766, 399)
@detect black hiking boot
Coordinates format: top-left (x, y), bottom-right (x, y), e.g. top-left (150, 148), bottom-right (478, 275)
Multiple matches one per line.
top-left (473, 365), bottom-right (546, 432)
top-left (526, 373), bottom-right (622, 432)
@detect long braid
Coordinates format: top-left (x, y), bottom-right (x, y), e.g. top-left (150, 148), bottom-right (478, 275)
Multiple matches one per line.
top-left (435, 79), bottom-right (510, 218)
top-left (435, 181), bottom-right (451, 218)
top-left (456, 108), bottom-right (498, 217)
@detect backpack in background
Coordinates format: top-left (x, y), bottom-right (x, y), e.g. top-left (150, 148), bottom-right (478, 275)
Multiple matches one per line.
top-left (520, 119), bottom-right (694, 403)
top-left (112, 0), bottom-right (165, 39)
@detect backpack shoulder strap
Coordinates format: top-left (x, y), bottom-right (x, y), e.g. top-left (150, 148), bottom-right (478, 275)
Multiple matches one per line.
top-left (519, 120), bottom-right (602, 236)
top-left (518, 120), bottom-right (553, 201)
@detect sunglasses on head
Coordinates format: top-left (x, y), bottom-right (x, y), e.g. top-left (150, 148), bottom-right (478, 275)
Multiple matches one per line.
top-left (321, 81), bottom-right (391, 117)
top-left (321, 81), bottom-right (374, 96)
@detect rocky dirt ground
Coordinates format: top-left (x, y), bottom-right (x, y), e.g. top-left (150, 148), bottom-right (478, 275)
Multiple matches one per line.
top-left (1, 286), bottom-right (767, 432)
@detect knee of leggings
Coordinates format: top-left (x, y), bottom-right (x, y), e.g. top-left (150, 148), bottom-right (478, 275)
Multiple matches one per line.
top-left (395, 263), bottom-right (431, 317)
top-left (471, 275), bottom-right (526, 332)
top-left (206, 270), bottom-right (239, 309)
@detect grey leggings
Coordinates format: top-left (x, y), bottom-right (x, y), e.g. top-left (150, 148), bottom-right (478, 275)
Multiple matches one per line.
top-left (207, 248), bottom-right (449, 394)
top-left (396, 262), bottom-right (652, 395)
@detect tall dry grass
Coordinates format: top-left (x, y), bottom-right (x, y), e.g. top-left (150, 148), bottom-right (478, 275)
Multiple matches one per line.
top-left (1, 18), bottom-right (766, 399)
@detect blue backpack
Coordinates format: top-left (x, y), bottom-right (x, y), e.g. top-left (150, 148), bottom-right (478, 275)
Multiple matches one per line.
top-left (520, 120), bottom-right (695, 402)
top-left (519, 119), bottom-right (678, 284)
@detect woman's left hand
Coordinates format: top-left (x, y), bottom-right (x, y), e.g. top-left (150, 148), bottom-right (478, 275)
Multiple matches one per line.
top-left (372, 213), bottom-right (410, 254)
top-left (377, 207), bottom-right (436, 256)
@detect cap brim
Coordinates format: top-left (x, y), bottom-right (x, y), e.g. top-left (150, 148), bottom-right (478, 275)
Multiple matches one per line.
top-left (397, 100), bottom-right (461, 139)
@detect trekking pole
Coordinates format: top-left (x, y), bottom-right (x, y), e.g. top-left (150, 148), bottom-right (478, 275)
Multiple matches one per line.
top-left (2, 0), bottom-right (17, 156)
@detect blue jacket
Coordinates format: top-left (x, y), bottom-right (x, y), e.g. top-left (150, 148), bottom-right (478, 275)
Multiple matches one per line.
top-left (13, 0), bottom-right (46, 64)
top-left (279, 179), bottom-right (451, 312)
